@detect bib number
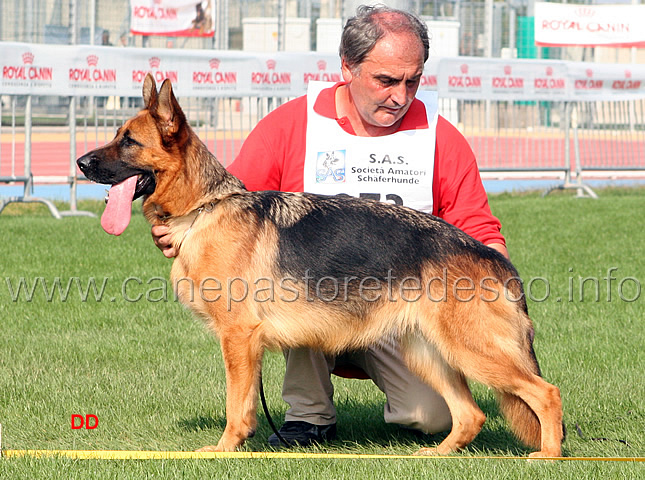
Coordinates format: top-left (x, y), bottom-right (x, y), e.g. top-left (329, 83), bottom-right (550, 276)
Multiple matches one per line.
top-left (344, 193), bottom-right (404, 206)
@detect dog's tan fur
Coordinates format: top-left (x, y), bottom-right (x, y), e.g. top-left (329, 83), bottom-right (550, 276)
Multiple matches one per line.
top-left (77, 74), bottom-right (564, 457)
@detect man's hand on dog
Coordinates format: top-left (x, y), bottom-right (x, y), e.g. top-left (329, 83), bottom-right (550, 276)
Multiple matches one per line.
top-left (151, 225), bottom-right (178, 258)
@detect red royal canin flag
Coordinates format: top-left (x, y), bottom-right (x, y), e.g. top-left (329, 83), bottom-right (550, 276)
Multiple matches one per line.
top-left (535, 2), bottom-right (645, 48)
top-left (130, 0), bottom-right (215, 37)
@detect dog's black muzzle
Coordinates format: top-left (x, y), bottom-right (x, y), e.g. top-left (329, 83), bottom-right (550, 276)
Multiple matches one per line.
top-left (77, 152), bottom-right (156, 200)
top-left (77, 152), bottom-right (112, 183)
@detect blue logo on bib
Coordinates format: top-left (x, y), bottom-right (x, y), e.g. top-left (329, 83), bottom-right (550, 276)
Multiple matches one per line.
top-left (316, 150), bottom-right (346, 183)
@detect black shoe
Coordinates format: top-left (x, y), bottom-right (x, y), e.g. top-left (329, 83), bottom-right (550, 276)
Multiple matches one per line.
top-left (268, 421), bottom-right (337, 447)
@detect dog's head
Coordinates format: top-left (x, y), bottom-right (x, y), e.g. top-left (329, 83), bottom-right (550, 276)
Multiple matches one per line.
top-left (77, 74), bottom-right (197, 235)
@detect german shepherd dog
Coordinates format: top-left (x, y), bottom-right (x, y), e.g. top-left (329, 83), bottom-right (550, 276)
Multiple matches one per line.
top-left (77, 74), bottom-right (563, 457)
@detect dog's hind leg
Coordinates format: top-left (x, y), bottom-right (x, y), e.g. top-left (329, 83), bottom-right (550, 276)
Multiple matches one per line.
top-left (196, 324), bottom-right (264, 452)
top-left (401, 336), bottom-right (486, 456)
top-left (424, 321), bottom-right (563, 457)
top-left (440, 308), bottom-right (563, 457)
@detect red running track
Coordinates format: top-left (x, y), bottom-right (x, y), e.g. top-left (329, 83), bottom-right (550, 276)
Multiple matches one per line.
top-left (0, 138), bottom-right (244, 178)
top-left (1, 135), bottom-right (643, 179)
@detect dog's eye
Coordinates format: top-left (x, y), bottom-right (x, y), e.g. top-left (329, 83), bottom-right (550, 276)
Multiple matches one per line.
top-left (121, 134), bottom-right (141, 148)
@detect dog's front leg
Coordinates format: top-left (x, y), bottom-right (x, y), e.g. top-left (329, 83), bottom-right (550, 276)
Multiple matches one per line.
top-left (196, 327), bottom-right (264, 452)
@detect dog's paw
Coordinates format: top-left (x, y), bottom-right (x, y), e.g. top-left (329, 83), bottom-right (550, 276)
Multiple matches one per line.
top-left (195, 445), bottom-right (220, 452)
top-left (413, 447), bottom-right (441, 456)
top-left (528, 450), bottom-right (560, 460)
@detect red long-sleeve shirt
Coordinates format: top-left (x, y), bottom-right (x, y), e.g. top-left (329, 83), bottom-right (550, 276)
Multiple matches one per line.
top-left (228, 83), bottom-right (505, 247)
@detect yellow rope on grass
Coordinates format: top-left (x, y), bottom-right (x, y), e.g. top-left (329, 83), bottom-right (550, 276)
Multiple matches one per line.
top-left (2, 449), bottom-right (643, 461)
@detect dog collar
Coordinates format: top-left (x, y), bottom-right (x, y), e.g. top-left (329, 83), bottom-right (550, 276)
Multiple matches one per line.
top-left (177, 201), bottom-right (218, 248)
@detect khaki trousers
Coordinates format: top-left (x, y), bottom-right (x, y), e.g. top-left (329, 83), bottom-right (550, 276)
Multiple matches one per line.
top-left (281, 338), bottom-right (453, 434)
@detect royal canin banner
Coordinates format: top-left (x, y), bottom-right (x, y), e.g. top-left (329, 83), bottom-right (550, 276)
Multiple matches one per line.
top-left (1, 42), bottom-right (644, 101)
top-left (535, 2), bottom-right (645, 48)
top-left (131, 0), bottom-right (215, 37)
top-left (0, 43), bottom-right (342, 98)
top-left (438, 56), bottom-right (645, 100)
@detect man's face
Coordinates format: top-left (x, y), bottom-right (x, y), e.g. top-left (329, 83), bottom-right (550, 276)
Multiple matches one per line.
top-left (342, 31), bottom-right (425, 131)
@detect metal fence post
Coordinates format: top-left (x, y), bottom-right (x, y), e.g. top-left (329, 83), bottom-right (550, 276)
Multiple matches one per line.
top-left (0, 95), bottom-right (62, 218)
top-left (543, 101), bottom-right (598, 198)
top-left (59, 95), bottom-right (96, 217)
top-left (571, 104), bottom-right (598, 198)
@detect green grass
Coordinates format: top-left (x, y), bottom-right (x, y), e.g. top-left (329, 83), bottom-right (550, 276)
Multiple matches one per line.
top-left (0, 189), bottom-right (643, 478)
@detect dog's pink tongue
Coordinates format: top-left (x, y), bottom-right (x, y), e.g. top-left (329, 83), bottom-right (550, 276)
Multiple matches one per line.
top-left (101, 175), bottom-right (138, 236)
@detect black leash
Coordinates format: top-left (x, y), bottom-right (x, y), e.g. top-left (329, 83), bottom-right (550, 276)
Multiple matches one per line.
top-left (575, 423), bottom-right (631, 448)
top-left (259, 372), bottom-right (289, 447)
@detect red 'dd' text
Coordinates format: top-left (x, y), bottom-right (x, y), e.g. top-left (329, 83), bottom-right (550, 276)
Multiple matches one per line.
top-left (71, 414), bottom-right (99, 430)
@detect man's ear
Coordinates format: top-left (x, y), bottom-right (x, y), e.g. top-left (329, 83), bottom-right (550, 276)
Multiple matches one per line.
top-left (340, 58), bottom-right (355, 83)
top-left (142, 73), bottom-right (158, 109)
top-left (155, 78), bottom-right (185, 137)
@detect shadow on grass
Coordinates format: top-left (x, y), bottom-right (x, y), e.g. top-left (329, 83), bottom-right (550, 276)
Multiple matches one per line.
top-left (177, 395), bottom-right (538, 454)
top-left (331, 396), bottom-right (533, 455)
top-left (177, 415), bottom-right (226, 433)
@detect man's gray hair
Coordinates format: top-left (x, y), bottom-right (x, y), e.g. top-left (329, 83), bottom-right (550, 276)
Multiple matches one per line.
top-left (339, 5), bottom-right (430, 71)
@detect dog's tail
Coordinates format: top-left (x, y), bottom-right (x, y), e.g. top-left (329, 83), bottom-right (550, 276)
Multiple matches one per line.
top-left (497, 332), bottom-right (543, 449)
top-left (497, 391), bottom-right (541, 449)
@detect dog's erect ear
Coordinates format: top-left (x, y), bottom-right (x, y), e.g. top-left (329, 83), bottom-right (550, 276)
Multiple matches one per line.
top-left (142, 73), bottom-right (158, 109)
top-left (155, 78), bottom-right (185, 137)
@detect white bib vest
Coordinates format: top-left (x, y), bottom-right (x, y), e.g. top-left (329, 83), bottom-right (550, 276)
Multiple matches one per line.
top-left (303, 81), bottom-right (438, 213)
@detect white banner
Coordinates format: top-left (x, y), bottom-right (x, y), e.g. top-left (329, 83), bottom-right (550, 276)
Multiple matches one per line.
top-left (0, 43), bottom-right (342, 98)
top-left (131, 0), bottom-right (216, 37)
top-left (535, 2), bottom-right (645, 48)
top-left (1, 42), bottom-right (644, 101)
top-left (437, 57), bottom-right (645, 101)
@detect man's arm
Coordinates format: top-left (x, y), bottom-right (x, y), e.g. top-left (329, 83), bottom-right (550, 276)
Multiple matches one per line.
top-left (433, 116), bottom-right (506, 248)
top-left (488, 242), bottom-right (510, 259)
